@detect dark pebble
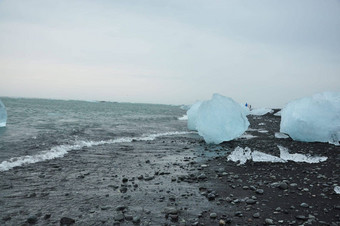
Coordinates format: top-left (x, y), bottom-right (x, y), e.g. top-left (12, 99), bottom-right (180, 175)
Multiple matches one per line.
top-left (246, 199), bottom-right (256, 204)
top-left (27, 216), bottom-right (38, 224)
top-left (116, 205), bottom-right (127, 211)
top-left (60, 217), bottom-right (75, 226)
top-left (279, 182), bottom-right (288, 190)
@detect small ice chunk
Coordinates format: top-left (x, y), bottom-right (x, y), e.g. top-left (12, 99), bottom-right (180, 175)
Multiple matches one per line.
top-left (0, 99), bottom-right (7, 127)
top-left (278, 145), bottom-right (327, 163)
top-left (178, 115), bottom-right (188, 120)
top-left (250, 108), bottom-right (274, 116)
top-left (193, 94), bottom-right (250, 144)
top-left (280, 92), bottom-right (340, 145)
top-left (334, 186), bottom-right (340, 194)
top-left (251, 151), bottom-right (286, 163)
top-left (274, 110), bottom-right (281, 116)
top-left (227, 146), bottom-right (327, 165)
top-left (187, 101), bottom-right (202, 130)
top-left (227, 147), bottom-right (252, 165)
top-left (275, 132), bottom-right (289, 139)
top-left (227, 147), bottom-right (284, 164)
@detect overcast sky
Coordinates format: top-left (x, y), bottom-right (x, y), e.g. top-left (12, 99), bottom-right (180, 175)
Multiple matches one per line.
top-left (0, 0), bottom-right (339, 107)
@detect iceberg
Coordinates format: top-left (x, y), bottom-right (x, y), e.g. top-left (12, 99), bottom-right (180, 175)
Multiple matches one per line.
top-left (0, 99), bottom-right (7, 127)
top-left (280, 92), bottom-right (340, 145)
top-left (188, 94), bottom-right (249, 144)
top-left (250, 108), bottom-right (274, 116)
top-left (187, 101), bottom-right (202, 130)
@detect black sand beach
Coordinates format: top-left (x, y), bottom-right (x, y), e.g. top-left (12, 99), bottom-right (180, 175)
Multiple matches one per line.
top-left (1, 111), bottom-right (339, 225)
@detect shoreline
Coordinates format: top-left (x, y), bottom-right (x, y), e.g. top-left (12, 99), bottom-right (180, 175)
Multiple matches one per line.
top-left (1, 113), bottom-right (339, 225)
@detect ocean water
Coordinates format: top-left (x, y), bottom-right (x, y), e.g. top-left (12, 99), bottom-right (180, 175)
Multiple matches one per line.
top-left (0, 97), bottom-right (188, 171)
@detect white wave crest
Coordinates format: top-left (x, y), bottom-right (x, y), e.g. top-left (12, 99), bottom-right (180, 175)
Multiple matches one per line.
top-left (0, 131), bottom-right (190, 172)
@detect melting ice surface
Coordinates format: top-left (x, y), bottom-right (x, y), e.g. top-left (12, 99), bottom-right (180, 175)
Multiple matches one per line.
top-left (227, 147), bottom-right (285, 165)
top-left (187, 101), bottom-right (202, 130)
top-left (0, 99), bottom-right (7, 127)
top-left (0, 131), bottom-right (191, 171)
top-left (249, 108), bottom-right (273, 116)
top-left (227, 145), bottom-right (327, 165)
top-left (278, 145), bottom-right (328, 163)
top-left (280, 92), bottom-right (340, 145)
top-left (187, 94), bottom-right (249, 144)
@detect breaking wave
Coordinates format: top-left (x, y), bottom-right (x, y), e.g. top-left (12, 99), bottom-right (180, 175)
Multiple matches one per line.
top-left (0, 131), bottom-right (190, 172)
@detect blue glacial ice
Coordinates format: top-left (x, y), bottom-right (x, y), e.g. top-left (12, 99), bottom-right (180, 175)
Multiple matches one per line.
top-left (280, 92), bottom-right (340, 145)
top-left (0, 99), bottom-right (7, 127)
top-left (188, 94), bottom-right (249, 144)
top-left (187, 101), bottom-right (202, 130)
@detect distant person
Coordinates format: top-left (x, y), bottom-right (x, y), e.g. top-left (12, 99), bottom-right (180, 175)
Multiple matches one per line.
top-left (249, 105), bottom-right (252, 110)
top-left (245, 103), bottom-right (248, 108)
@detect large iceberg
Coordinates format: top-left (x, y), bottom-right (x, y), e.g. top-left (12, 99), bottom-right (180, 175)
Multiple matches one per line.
top-left (0, 99), bottom-right (7, 127)
top-left (187, 101), bottom-right (202, 130)
top-left (188, 94), bottom-right (249, 144)
top-left (280, 92), bottom-right (340, 145)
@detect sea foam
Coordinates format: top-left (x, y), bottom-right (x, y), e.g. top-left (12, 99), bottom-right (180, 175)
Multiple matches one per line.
top-left (0, 131), bottom-right (190, 172)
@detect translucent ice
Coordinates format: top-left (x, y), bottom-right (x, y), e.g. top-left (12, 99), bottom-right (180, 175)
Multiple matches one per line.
top-left (187, 101), bottom-right (202, 130)
top-left (189, 94), bottom-right (249, 144)
top-left (278, 145), bottom-right (327, 163)
top-left (227, 147), bottom-right (285, 165)
top-left (0, 99), bottom-right (7, 127)
top-left (227, 146), bottom-right (327, 165)
top-left (280, 92), bottom-right (340, 145)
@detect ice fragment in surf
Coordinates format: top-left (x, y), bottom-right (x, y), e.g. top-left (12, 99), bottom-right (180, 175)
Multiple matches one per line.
top-left (187, 101), bottom-right (202, 130)
top-left (188, 94), bottom-right (249, 144)
top-left (0, 99), bottom-right (7, 127)
top-left (280, 92), bottom-right (340, 145)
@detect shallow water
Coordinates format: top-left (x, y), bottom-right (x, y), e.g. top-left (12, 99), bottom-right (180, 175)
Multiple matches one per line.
top-left (0, 97), bottom-right (187, 169)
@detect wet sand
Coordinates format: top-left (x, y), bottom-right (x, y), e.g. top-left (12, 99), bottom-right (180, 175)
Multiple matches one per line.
top-left (1, 112), bottom-right (339, 225)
